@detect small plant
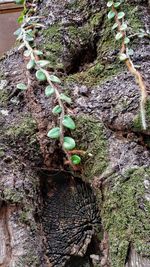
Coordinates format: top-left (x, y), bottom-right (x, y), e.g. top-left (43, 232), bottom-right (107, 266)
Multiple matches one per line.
top-left (14, 5), bottom-right (82, 167)
top-left (107, 0), bottom-right (148, 130)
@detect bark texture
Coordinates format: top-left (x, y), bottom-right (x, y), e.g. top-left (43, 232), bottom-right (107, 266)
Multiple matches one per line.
top-left (0, 0), bottom-right (150, 267)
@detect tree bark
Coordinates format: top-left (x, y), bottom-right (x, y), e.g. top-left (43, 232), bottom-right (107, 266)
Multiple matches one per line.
top-left (0, 0), bottom-right (150, 266)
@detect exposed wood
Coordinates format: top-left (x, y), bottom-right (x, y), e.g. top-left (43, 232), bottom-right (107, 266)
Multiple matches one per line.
top-left (126, 248), bottom-right (150, 267)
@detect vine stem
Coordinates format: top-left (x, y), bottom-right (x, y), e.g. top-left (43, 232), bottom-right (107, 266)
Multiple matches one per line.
top-left (41, 69), bottom-right (65, 146)
top-left (22, 27), bottom-right (75, 167)
top-left (112, 5), bottom-right (148, 130)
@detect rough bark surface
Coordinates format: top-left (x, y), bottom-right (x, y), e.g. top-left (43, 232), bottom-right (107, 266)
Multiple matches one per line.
top-left (0, 0), bottom-right (150, 267)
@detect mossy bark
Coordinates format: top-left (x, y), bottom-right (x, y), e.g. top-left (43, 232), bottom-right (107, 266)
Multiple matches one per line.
top-left (0, 0), bottom-right (150, 266)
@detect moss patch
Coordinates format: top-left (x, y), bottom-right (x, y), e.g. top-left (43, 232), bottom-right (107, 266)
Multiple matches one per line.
top-left (90, 12), bottom-right (104, 29)
top-left (125, 5), bottom-right (143, 32)
top-left (6, 116), bottom-right (37, 139)
top-left (67, 23), bottom-right (91, 50)
top-left (66, 13), bottom-right (123, 86)
top-left (72, 115), bottom-right (108, 180)
top-left (102, 167), bottom-right (150, 267)
top-left (66, 3), bottom-right (143, 87)
top-left (65, 0), bottom-right (87, 10)
top-left (0, 90), bottom-right (8, 107)
top-left (66, 60), bottom-right (123, 87)
top-left (40, 24), bottom-right (63, 69)
top-left (3, 187), bottom-right (24, 203)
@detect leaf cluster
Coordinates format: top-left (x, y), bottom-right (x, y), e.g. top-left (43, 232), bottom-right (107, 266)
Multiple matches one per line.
top-left (15, 14), bottom-right (81, 166)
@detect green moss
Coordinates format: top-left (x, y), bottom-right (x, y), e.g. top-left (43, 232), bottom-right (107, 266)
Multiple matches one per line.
top-left (66, 12), bottom-right (123, 86)
top-left (90, 12), bottom-right (104, 28)
top-left (97, 17), bottom-right (117, 57)
top-left (6, 116), bottom-right (37, 139)
top-left (40, 19), bottom-right (91, 70)
top-left (102, 167), bottom-right (150, 267)
top-left (125, 5), bottom-right (143, 32)
top-left (72, 115), bottom-right (108, 180)
top-left (133, 114), bottom-right (142, 131)
top-left (89, 63), bottom-right (105, 76)
top-left (66, 4), bottom-right (143, 87)
top-left (0, 90), bottom-right (8, 107)
top-left (66, 60), bottom-right (123, 86)
top-left (67, 24), bottom-right (91, 48)
top-left (3, 188), bottom-right (24, 203)
top-left (66, 0), bottom-right (88, 13)
top-left (40, 24), bottom-right (63, 68)
top-left (19, 207), bottom-right (35, 225)
top-left (20, 210), bottom-right (30, 223)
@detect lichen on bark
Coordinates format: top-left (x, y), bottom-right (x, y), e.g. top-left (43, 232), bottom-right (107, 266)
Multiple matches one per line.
top-left (101, 167), bottom-right (150, 267)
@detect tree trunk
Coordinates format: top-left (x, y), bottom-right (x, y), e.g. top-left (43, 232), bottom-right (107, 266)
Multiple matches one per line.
top-left (0, 0), bottom-right (150, 266)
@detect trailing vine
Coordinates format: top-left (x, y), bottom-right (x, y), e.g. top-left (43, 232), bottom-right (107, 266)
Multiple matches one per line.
top-left (14, 0), bottom-right (149, 169)
top-left (107, 0), bottom-right (148, 130)
top-left (14, 1), bottom-right (82, 167)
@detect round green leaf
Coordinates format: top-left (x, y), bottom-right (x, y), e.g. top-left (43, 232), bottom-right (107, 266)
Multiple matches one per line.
top-left (128, 48), bottom-right (134, 56)
top-left (34, 50), bottom-right (43, 56)
top-left (138, 31), bottom-right (145, 38)
top-left (25, 35), bottom-right (34, 42)
top-left (115, 32), bottom-right (123, 40)
top-left (108, 10), bottom-right (115, 20)
top-left (49, 75), bottom-right (61, 84)
top-left (112, 22), bottom-right (118, 30)
top-left (17, 83), bottom-right (27, 90)
top-left (119, 53), bottom-right (127, 61)
top-left (63, 115), bottom-right (76, 130)
top-left (120, 23), bottom-right (127, 31)
top-left (17, 15), bottom-right (24, 24)
top-left (124, 37), bottom-right (130, 44)
top-left (118, 12), bottom-right (125, 19)
top-left (52, 105), bottom-right (62, 114)
top-left (36, 70), bottom-right (47, 81)
top-left (107, 1), bottom-right (113, 7)
top-left (27, 59), bottom-right (35, 70)
top-left (63, 137), bottom-right (76, 150)
top-left (47, 127), bottom-right (60, 139)
top-left (37, 60), bottom-right (50, 67)
top-left (26, 29), bottom-right (33, 36)
top-left (45, 85), bottom-right (55, 97)
top-left (114, 2), bottom-right (121, 8)
top-left (14, 28), bottom-right (21, 36)
top-left (60, 94), bottom-right (72, 104)
top-left (71, 155), bottom-right (81, 165)
top-left (24, 50), bottom-right (31, 57)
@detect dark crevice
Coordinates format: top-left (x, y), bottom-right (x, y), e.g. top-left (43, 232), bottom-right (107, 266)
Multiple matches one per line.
top-left (67, 41), bottom-right (98, 75)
